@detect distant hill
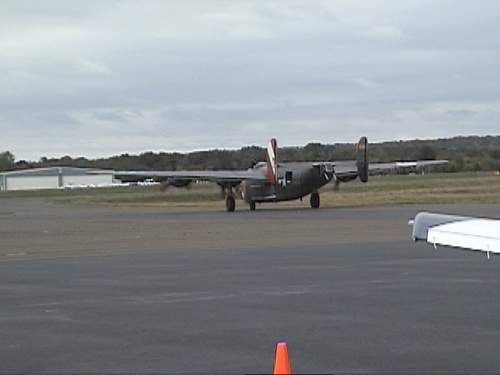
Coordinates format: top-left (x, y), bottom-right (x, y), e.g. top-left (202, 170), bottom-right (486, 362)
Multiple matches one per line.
top-left (2, 135), bottom-right (500, 173)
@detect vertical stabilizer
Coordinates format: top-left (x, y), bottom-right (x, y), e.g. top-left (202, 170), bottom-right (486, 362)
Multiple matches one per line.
top-left (356, 136), bottom-right (369, 183)
top-left (266, 138), bottom-right (278, 185)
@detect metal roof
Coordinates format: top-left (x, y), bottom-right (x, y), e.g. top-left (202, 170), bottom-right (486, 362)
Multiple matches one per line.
top-left (0, 167), bottom-right (114, 177)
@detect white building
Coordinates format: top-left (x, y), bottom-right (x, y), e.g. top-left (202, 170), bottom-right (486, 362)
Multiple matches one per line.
top-left (0, 167), bottom-right (114, 191)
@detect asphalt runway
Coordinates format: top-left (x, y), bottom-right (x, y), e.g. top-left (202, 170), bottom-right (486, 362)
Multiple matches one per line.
top-left (1, 199), bottom-right (500, 373)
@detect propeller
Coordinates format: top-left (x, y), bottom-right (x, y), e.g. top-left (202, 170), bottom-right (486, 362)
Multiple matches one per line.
top-left (333, 175), bottom-right (340, 191)
top-left (321, 164), bottom-right (335, 182)
top-left (219, 185), bottom-right (226, 198)
top-left (159, 181), bottom-right (170, 192)
top-left (235, 185), bottom-right (243, 199)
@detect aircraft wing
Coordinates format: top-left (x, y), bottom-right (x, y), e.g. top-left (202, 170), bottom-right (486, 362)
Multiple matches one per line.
top-left (330, 159), bottom-right (448, 181)
top-left (114, 169), bottom-right (267, 183)
top-left (411, 212), bottom-right (500, 255)
top-left (369, 160), bottom-right (448, 172)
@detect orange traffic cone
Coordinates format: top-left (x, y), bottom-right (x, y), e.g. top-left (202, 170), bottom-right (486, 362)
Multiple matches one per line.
top-left (272, 342), bottom-right (292, 375)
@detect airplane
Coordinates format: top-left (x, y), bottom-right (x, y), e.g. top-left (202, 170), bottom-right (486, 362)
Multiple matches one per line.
top-left (115, 137), bottom-right (447, 212)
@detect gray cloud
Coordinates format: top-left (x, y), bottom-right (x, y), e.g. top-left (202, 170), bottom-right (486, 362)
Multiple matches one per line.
top-left (93, 111), bottom-right (128, 123)
top-left (0, 0), bottom-right (499, 160)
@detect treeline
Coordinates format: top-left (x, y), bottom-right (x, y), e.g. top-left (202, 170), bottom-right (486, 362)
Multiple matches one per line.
top-left (1, 135), bottom-right (500, 173)
top-left (0, 151), bottom-right (15, 171)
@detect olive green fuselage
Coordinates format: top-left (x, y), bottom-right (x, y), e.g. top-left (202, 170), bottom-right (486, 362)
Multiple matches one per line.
top-left (241, 162), bottom-right (334, 203)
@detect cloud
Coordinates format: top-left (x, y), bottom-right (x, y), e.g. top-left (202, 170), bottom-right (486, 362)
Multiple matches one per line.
top-left (351, 77), bottom-right (379, 89)
top-left (0, 0), bottom-right (499, 160)
top-left (358, 25), bottom-right (404, 41)
top-left (93, 111), bottom-right (127, 122)
top-left (76, 60), bottom-right (112, 76)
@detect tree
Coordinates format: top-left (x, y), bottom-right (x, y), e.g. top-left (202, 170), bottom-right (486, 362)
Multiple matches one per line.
top-left (0, 151), bottom-right (15, 171)
top-left (5, 135), bottom-right (500, 173)
top-left (416, 145), bottom-right (437, 160)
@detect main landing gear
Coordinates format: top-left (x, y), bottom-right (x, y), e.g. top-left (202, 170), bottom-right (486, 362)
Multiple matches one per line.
top-left (310, 191), bottom-right (320, 209)
top-left (225, 194), bottom-right (236, 212)
top-left (225, 195), bottom-right (256, 212)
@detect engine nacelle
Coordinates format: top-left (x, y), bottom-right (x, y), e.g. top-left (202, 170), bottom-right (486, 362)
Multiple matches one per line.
top-left (163, 178), bottom-right (192, 188)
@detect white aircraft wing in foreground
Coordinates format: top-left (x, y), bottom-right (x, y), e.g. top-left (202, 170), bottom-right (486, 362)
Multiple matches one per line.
top-left (411, 212), bottom-right (500, 258)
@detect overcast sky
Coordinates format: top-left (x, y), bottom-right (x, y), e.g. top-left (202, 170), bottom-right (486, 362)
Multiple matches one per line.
top-left (1, 0), bottom-right (499, 160)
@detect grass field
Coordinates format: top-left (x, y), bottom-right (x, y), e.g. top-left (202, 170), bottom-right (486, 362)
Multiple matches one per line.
top-left (1, 172), bottom-right (500, 208)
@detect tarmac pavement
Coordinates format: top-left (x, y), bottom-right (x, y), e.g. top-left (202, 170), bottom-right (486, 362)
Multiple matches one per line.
top-left (1, 199), bottom-right (500, 373)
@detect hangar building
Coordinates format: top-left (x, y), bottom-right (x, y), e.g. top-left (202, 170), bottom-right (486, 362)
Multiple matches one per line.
top-left (0, 167), bottom-right (114, 192)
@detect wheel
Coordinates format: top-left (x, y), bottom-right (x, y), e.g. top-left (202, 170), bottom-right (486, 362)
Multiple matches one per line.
top-left (225, 195), bottom-right (236, 212)
top-left (249, 201), bottom-right (256, 211)
top-left (310, 192), bottom-right (320, 209)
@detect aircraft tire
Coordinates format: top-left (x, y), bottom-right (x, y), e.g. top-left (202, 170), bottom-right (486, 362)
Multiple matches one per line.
top-left (310, 192), bottom-right (320, 209)
top-left (226, 195), bottom-right (236, 212)
top-left (249, 201), bottom-right (256, 211)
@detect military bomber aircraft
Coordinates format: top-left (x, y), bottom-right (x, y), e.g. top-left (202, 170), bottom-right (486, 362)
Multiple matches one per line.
top-left (115, 137), bottom-right (446, 212)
